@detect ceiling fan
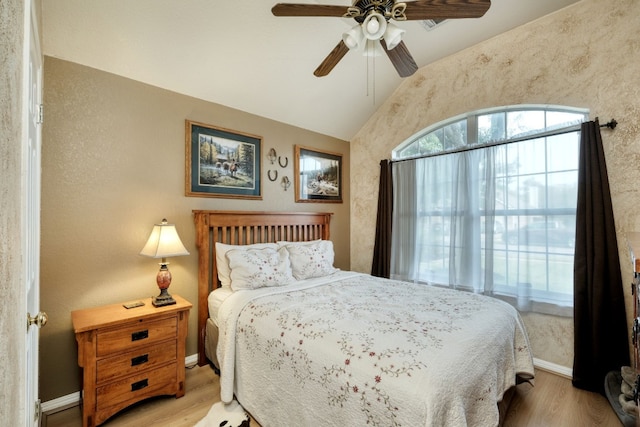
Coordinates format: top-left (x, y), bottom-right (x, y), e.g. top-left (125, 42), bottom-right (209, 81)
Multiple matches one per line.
top-left (272, 0), bottom-right (491, 77)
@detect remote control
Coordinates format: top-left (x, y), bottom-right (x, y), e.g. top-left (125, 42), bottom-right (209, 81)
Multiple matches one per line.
top-left (123, 301), bottom-right (145, 309)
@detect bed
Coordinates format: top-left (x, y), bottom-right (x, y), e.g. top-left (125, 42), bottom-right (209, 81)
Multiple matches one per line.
top-left (194, 210), bottom-right (534, 426)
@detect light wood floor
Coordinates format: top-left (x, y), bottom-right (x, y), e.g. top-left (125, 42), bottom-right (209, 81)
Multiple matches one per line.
top-left (44, 366), bottom-right (623, 427)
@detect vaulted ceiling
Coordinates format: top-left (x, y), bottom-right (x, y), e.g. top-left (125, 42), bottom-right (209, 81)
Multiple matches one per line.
top-left (42, 0), bottom-right (580, 141)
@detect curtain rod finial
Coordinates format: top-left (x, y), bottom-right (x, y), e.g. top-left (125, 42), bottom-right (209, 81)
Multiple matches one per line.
top-left (600, 119), bottom-right (617, 129)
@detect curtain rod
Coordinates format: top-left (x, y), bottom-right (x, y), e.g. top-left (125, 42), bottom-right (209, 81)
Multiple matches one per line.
top-left (391, 118), bottom-right (619, 164)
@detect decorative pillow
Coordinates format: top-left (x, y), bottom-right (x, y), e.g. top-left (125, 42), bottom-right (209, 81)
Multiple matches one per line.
top-left (215, 242), bottom-right (277, 288)
top-left (280, 240), bottom-right (338, 280)
top-left (226, 246), bottom-right (295, 291)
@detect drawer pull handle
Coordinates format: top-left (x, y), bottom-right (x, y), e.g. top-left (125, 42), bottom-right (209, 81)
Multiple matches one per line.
top-left (131, 379), bottom-right (148, 392)
top-left (131, 330), bottom-right (149, 341)
top-left (131, 354), bottom-right (149, 366)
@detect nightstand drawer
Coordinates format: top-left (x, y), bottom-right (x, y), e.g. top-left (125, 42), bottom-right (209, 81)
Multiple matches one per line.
top-left (96, 317), bottom-right (176, 356)
top-left (96, 362), bottom-right (177, 412)
top-left (96, 341), bottom-right (177, 384)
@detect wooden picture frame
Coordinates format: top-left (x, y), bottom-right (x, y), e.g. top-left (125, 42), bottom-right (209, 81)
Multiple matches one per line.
top-left (294, 145), bottom-right (342, 203)
top-left (185, 120), bottom-right (262, 199)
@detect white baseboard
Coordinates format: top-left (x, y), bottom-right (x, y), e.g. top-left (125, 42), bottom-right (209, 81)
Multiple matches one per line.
top-left (185, 353), bottom-right (199, 367)
top-left (40, 391), bottom-right (81, 414)
top-left (41, 353), bottom-right (200, 414)
top-left (533, 357), bottom-right (573, 379)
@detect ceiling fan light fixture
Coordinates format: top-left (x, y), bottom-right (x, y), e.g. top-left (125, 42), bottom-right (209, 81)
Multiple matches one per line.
top-left (362, 11), bottom-right (387, 40)
top-left (342, 25), bottom-right (364, 50)
top-left (271, 0), bottom-right (492, 78)
top-left (383, 21), bottom-right (405, 50)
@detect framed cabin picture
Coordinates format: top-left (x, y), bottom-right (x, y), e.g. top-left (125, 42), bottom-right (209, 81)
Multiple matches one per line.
top-left (294, 145), bottom-right (342, 203)
top-left (185, 120), bottom-right (262, 199)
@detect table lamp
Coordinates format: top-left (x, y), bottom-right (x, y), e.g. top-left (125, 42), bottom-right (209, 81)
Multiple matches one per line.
top-left (140, 218), bottom-right (190, 307)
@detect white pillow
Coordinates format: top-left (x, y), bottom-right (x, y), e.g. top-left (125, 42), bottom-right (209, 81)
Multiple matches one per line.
top-left (280, 240), bottom-right (338, 280)
top-left (226, 246), bottom-right (295, 291)
top-left (215, 242), bottom-right (277, 288)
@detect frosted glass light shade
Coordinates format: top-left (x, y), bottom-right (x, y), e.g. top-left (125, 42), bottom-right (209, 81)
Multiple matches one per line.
top-left (383, 22), bottom-right (405, 50)
top-left (362, 12), bottom-right (387, 40)
top-left (342, 25), bottom-right (364, 50)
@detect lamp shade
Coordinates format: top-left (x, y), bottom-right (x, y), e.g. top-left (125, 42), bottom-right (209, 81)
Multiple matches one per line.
top-left (140, 219), bottom-right (189, 259)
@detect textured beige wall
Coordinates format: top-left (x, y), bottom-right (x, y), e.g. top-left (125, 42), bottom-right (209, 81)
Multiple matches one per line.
top-left (351, 0), bottom-right (640, 369)
top-left (41, 57), bottom-right (349, 401)
top-left (0, 0), bottom-right (28, 424)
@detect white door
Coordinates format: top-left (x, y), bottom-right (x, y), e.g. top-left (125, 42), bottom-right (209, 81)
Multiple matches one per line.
top-left (24, 0), bottom-right (45, 425)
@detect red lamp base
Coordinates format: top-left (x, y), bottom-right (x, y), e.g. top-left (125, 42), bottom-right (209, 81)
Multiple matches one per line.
top-left (153, 264), bottom-right (177, 307)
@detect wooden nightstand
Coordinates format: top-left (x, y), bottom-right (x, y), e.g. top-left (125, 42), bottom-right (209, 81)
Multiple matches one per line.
top-left (71, 295), bottom-right (192, 427)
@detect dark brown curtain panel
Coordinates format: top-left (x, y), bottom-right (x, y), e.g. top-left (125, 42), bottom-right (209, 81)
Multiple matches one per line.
top-left (572, 119), bottom-right (629, 394)
top-left (371, 159), bottom-right (393, 278)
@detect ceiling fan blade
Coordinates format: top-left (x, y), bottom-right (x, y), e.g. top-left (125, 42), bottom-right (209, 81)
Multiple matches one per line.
top-left (381, 39), bottom-right (418, 78)
top-left (403, 0), bottom-right (491, 20)
top-left (272, 3), bottom-right (349, 17)
top-left (314, 40), bottom-right (350, 77)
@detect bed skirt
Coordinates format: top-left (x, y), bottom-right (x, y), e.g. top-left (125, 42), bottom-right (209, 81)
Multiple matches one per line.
top-left (205, 318), bottom-right (220, 369)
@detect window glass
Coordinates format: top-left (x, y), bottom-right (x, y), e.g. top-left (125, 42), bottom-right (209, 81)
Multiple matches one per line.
top-left (547, 171), bottom-right (578, 209)
top-left (510, 138), bottom-right (546, 175)
top-left (547, 133), bottom-right (579, 172)
top-left (397, 143), bottom-right (418, 159)
top-left (443, 119), bottom-right (467, 150)
top-left (547, 110), bottom-right (584, 129)
top-left (507, 110), bottom-right (545, 138)
top-left (478, 112), bottom-right (505, 144)
top-left (423, 129), bottom-right (444, 154)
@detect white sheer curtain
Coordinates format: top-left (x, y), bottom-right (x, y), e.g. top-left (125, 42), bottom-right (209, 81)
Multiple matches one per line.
top-left (391, 147), bottom-right (500, 295)
top-left (391, 137), bottom-right (578, 315)
top-left (390, 160), bottom-right (418, 280)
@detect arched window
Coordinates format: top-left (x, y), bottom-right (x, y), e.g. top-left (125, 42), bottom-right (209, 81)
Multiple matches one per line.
top-left (394, 105), bottom-right (588, 159)
top-left (390, 105), bottom-right (588, 314)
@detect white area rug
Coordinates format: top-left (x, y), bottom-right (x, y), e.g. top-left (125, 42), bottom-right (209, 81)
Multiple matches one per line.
top-left (195, 400), bottom-right (250, 427)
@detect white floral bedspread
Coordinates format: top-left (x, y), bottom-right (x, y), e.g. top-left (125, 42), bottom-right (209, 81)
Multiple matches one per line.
top-left (216, 271), bottom-right (534, 427)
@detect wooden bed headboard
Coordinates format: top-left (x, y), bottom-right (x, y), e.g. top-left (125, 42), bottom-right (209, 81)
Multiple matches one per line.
top-left (192, 210), bottom-right (333, 365)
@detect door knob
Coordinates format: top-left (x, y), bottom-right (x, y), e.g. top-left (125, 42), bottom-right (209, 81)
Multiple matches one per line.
top-left (27, 311), bottom-right (48, 330)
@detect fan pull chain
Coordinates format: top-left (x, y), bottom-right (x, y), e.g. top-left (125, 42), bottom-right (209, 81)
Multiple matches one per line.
top-left (365, 40), bottom-right (376, 105)
top-left (372, 48), bottom-right (376, 105)
top-left (366, 41), bottom-right (371, 98)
